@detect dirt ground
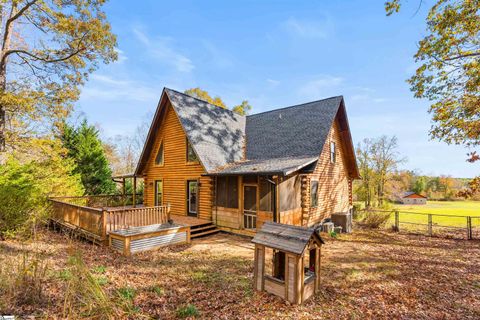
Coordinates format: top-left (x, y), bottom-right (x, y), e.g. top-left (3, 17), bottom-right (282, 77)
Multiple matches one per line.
top-left (1, 228), bottom-right (480, 319)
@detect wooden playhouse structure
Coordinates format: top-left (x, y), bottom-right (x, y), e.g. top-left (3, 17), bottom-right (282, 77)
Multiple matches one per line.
top-left (252, 222), bottom-right (324, 304)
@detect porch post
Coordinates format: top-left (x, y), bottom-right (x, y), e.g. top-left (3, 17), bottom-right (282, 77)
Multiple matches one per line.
top-left (132, 176), bottom-right (137, 208)
top-left (122, 177), bottom-right (126, 205)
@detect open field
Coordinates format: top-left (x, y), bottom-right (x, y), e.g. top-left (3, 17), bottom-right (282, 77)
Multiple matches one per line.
top-left (393, 200), bottom-right (480, 216)
top-left (2, 229), bottom-right (480, 319)
top-left (356, 201), bottom-right (480, 232)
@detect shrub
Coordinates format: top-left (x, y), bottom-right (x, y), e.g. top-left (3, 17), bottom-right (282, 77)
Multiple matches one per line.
top-left (0, 145), bottom-right (83, 239)
top-left (0, 253), bottom-right (49, 307)
top-left (176, 304), bottom-right (199, 318)
top-left (63, 249), bottom-right (119, 319)
top-left (359, 210), bottom-right (391, 229)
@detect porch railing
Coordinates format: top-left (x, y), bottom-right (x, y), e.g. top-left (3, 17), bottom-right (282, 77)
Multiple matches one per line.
top-left (49, 197), bottom-right (170, 242)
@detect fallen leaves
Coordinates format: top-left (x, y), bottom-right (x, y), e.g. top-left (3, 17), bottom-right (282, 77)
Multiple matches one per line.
top-left (1, 228), bottom-right (480, 319)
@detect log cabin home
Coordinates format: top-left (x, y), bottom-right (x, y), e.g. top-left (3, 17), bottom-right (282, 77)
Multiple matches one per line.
top-left (135, 88), bottom-right (359, 236)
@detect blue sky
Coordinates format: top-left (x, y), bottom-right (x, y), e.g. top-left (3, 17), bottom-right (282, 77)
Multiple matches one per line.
top-left (75, 0), bottom-right (478, 178)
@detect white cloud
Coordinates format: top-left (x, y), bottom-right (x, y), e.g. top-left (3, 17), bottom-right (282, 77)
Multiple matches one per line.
top-left (132, 27), bottom-right (194, 73)
top-left (348, 87), bottom-right (388, 104)
top-left (132, 27), bottom-right (150, 46)
top-left (267, 78), bottom-right (280, 87)
top-left (284, 17), bottom-right (333, 39)
top-left (202, 41), bottom-right (233, 69)
top-left (82, 74), bottom-right (159, 103)
top-left (114, 48), bottom-right (128, 64)
top-left (297, 75), bottom-right (344, 99)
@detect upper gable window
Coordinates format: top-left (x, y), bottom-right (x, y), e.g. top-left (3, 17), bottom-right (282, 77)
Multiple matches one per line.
top-left (187, 139), bottom-right (199, 163)
top-left (310, 180), bottom-right (319, 208)
top-left (155, 141), bottom-right (164, 166)
top-left (330, 141), bottom-right (336, 164)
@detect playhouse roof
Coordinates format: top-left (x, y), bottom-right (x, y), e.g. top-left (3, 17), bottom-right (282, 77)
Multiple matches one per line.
top-left (252, 222), bottom-right (324, 255)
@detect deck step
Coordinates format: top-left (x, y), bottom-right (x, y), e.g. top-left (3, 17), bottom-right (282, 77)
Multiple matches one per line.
top-left (191, 228), bottom-right (220, 239)
top-left (191, 224), bottom-right (217, 233)
top-left (190, 222), bottom-right (215, 230)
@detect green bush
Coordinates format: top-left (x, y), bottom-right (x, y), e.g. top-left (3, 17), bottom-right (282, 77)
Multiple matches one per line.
top-left (0, 148), bottom-right (83, 238)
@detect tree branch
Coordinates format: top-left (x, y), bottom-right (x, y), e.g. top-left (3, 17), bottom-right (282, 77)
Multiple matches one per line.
top-left (7, 0), bottom-right (38, 25)
top-left (9, 47), bottom-right (85, 63)
top-left (444, 52), bottom-right (480, 61)
top-left (5, 31), bottom-right (90, 64)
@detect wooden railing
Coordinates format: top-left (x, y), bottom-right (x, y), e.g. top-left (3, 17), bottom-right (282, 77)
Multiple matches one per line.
top-left (49, 198), bottom-right (170, 242)
top-left (50, 199), bottom-right (105, 237)
top-left (50, 194), bottom-right (144, 208)
top-left (104, 205), bottom-right (171, 233)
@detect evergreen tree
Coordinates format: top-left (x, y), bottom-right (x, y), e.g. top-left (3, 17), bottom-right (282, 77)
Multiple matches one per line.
top-left (61, 120), bottom-right (116, 195)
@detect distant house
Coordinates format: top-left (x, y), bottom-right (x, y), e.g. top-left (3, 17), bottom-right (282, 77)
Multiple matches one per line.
top-left (401, 192), bottom-right (427, 205)
top-left (135, 88), bottom-right (360, 236)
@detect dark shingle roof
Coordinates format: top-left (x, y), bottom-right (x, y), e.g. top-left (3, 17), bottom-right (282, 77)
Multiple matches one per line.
top-left (136, 88), bottom-right (356, 177)
top-left (252, 222), bottom-right (324, 255)
top-left (165, 88), bottom-right (246, 173)
top-left (210, 156), bottom-right (317, 176)
top-left (245, 96), bottom-right (343, 160)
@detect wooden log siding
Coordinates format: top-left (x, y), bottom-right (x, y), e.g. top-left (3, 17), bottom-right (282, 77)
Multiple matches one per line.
top-left (142, 103), bottom-right (212, 220)
top-left (304, 120), bottom-right (351, 227)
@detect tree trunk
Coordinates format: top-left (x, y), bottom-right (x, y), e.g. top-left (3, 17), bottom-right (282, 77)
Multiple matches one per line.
top-left (0, 3), bottom-right (16, 152)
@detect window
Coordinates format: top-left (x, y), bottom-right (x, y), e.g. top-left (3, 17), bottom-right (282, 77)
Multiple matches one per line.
top-left (310, 180), bottom-right (318, 208)
top-left (330, 141), bottom-right (336, 163)
top-left (215, 176), bottom-right (238, 208)
top-left (264, 247), bottom-right (286, 281)
top-left (155, 180), bottom-right (163, 206)
top-left (304, 249), bottom-right (316, 283)
top-left (186, 139), bottom-right (199, 163)
top-left (155, 141), bottom-right (164, 165)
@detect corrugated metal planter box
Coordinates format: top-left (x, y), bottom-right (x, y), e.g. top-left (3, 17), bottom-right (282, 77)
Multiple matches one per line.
top-left (109, 223), bottom-right (190, 256)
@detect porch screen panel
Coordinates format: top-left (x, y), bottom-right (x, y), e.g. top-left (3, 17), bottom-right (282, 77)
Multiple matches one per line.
top-left (259, 177), bottom-right (273, 212)
top-left (216, 176), bottom-right (238, 209)
top-left (279, 175), bottom-right (301, 211)
top-left (216, 177), bottom-right (227, 207)
top-left (227, 176), bottom-right (238, 208)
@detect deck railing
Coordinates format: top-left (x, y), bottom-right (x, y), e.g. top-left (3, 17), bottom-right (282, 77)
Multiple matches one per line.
top-left (49, 197), bottom-right (170, 242)
top-left (104, 205), bottom-right (171, 233)
top-left (50, 199), bottom-right (104, 237)
top-left (50, 194), bottom-right (144, 208)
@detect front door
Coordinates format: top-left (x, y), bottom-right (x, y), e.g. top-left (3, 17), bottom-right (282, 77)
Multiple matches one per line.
top-left (187, 180), bottom-right (198, 217)
top-left (243, 185), bottom-right (257, 229)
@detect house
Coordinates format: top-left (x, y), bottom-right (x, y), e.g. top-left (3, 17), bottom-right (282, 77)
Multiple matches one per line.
top-left (401, 192), bottom-right (427, 205)
top-left (135, 88), bottom-right (359, 236)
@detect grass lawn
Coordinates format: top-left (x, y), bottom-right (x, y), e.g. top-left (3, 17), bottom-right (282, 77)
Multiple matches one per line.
top-left (365, 201), bottom-right (480, 231)
top-left (393, 200), bottom-right (480, 216)
top-left (2, 229), bottom-right (480, 319)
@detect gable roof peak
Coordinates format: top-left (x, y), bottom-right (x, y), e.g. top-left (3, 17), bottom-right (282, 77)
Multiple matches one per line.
top-left (164, 87), bottom-right (245, 118)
